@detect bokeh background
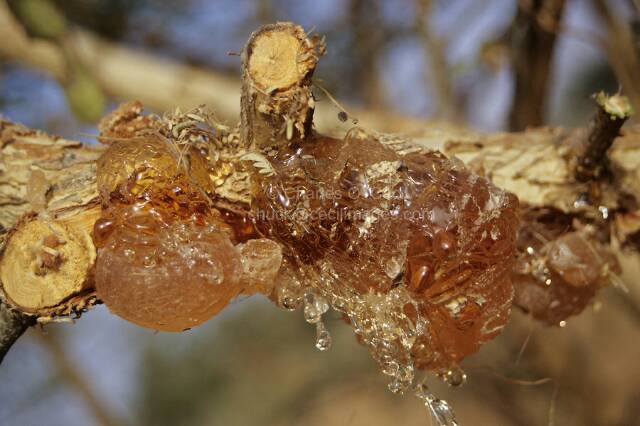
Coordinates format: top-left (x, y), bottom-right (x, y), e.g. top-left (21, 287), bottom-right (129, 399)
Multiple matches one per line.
top-left (1, 1), bottom-right (640, 425)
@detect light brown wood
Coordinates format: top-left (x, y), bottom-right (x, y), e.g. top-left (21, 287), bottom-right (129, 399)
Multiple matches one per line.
top-left (241, 22), bottom-right (324, 149)
top-left (1, 208), bottom-right (100, 313)
top-left (0, 120), bottom-right (102, 317)
top-left (0, 121), bottom-right (103, 230)
top-left (248, 31), bottom-right (306, 92)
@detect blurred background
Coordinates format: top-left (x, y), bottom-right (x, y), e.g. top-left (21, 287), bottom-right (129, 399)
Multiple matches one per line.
top-left (1, 0), bottom-right (640, 425)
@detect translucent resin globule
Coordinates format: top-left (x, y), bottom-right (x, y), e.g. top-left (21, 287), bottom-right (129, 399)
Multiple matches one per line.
top-left (512, 209), bottom-right (619, 325)
top-left (94, 136), bottom-right (281, 331)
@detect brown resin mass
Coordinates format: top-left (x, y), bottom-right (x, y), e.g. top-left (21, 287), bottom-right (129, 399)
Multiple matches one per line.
top-left (92, 107), bottom-right (518, 384)
top-left (250, 128), bottom-right (519, 376)
top-left (513, 209), bottom-right (619, 325)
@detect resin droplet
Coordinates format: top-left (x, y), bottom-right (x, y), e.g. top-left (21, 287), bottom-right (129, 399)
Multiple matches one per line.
top-left (96, 218), bottom-right (242, 331)
top-left (438, 367), bottom-right (467, 387)
top-left (547, 232), bottom-right (609, 287)
top-left (415, 384), bottom-right (459, 426)
top-left (278, 287), bottom-right (302, 311)
top-left (387, 378), bottom-right (404, 394)
top-left (96, 138), bottom-right (180, 200)
top-left (385, 361), bottom-right (415, 394)
top-left (315, 320), bottom-right (332, 351)
top-left (303, 292), bottom-right (330, 324)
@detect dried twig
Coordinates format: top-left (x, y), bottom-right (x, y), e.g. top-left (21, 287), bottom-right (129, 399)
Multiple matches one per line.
top-left (574, 92), bottom-right (633, 181)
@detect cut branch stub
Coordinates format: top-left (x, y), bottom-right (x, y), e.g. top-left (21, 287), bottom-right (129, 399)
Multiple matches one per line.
top-left (241, 22), bottom-right (325, 149)
top-left (0, 207), bottom-right (100, 316)
top-left (0, 119), bottom-right (102, 323)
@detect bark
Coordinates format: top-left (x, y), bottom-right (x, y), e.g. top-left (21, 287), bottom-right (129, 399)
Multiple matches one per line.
top-left (0, 119), bottom-right (102, 361)
top-left (442, 124), bottom-right (640, 218)
top-left (573, 92), bottom-right (633, 181)
top-left (1, 109), bottom-right (638, 362)
top-left (240, 22), bottom-right (322, 149)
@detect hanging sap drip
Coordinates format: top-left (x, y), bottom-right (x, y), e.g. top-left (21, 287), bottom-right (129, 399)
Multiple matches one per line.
top-left (94, 103), bottom-right (521, 422)
top-left (252, 127), bottom-right (519, 388)
top-left (315, 320), bottom-right (332, 351)
top-left (303, 292), bottom-right (330, 324)
top-left (415, 384), bottom-right (459, 426)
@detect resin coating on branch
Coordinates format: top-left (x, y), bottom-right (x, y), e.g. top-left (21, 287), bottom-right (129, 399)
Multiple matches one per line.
top-left (94, 133), bottom-right (281, 332)
top-left (251, 127), bottom-right (519, 379)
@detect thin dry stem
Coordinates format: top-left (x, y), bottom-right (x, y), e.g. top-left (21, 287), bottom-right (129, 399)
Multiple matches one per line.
top-left (574, 93), bottom-right (633, 181)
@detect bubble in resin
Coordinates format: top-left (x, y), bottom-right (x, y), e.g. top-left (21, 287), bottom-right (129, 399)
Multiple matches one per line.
top-left (237, 238), bottom-right (283, 294)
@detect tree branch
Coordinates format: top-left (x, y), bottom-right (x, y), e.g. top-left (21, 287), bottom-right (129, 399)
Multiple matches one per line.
top-left (1, 104), bottom-right (638, 362)
top-left (0, 0), bottom-right (240, 120)
top-left (416, 0), bottom-right (457, 120)
top-left (0, 301), bottom-right (34, 363)
top-left (1, 17), bottom-right (639, 366)
top-left (0, 119), bottom-right (102, 362)
top-left (509, 0), bottom-right (566, 130)
top-left (574, 92), bottom-right (633, 181)
top-left (240, 22), bottom-right (322, 149)
top-left (0, 1), bottom-right (429, 134)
